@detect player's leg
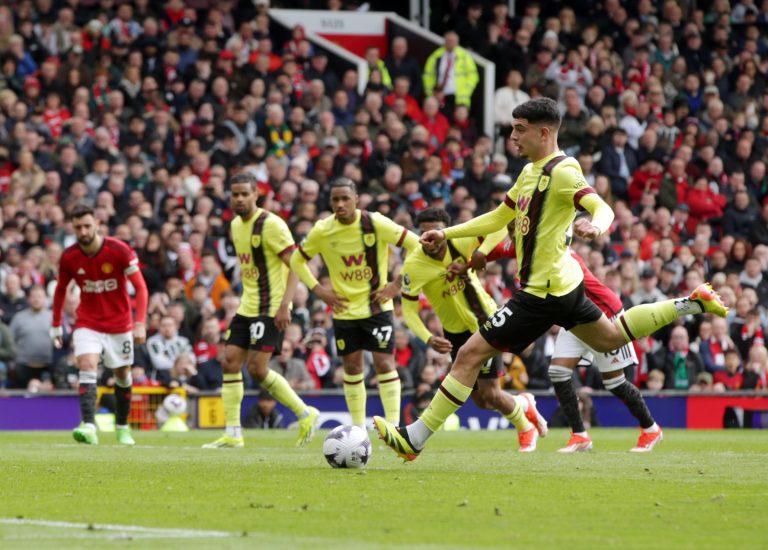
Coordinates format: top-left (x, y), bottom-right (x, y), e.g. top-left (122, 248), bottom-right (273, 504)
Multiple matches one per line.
top-left (203, 316), bottom-right (248, 448)
top-left (472, 377), bottom-right (542, 453)
top-left (341, 350), bottom-right (367, 428)
top-left (247, 346), bottom-right (319, 447)
top-left (375, 294), bottom-right (558, 459)
top-left (547, 328), bottom-right (593, 452)
top-left (374, 331), bottom-right (498, 459)
top-left (334, 318), bottom-right (368, 428)
top-left (593, 344), bottom-right (662, 452)
top-left (366, 312), bottom-right (400, 424)
top-left (103, 331), bottom-right (136, 445)
top-left (571, 284), bottom-right (727, 352)
top-left (71, 329), bottom-right (102, 445)
top-left (372, 351), bottom-right (401, 425)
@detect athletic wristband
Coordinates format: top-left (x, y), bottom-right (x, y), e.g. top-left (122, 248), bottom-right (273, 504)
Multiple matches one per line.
top-left (50, 326), bottom-right (63, 339)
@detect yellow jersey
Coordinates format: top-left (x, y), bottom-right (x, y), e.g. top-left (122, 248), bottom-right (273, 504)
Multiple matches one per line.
top-left (503, 151), bottom-right (591, 298)
top-left (400, 235), bottom-right (500, 343)
top-left (296, 210), bottom-right (419, 320)
top-left (230, 208), bottom-right (295, 317)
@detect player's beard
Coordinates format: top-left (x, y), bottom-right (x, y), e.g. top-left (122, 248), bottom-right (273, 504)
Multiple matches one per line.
top-left (77, 234), bottom-right (95, 247)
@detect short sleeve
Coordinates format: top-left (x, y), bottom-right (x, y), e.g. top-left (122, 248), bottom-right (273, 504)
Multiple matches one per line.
top-left (265, 215), bottom-right (296, 257)
top-left (373, 212), bottom-right (413, 248)
top-left (297, 223), bottom-right (322, 260)
top-left (554, 163), bottom-right (596, 211)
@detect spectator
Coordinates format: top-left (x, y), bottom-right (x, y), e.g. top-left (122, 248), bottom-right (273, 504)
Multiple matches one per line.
top-left (385, 36), bottom-right (423, 100)
top-left (146, 314), bottom-right (193, 385)
top-left (698, 317), bottom-right (737, 373)
top-left (598, 128), bottom-right (637, 200)
top-left (423, 31), bottom-right (479, 114)
top-left (244, 390), bottom-right (285, 429)
top-left (184, 249), bottom-right (231, 311)
top-left (9, 285), bottom-right (52, 388)
top-left (268, 339), bottom-right (313, 391)
top-left (713, 349), bottom-right (745, 390)
top-left (649, 325), bottom-right (705, 390)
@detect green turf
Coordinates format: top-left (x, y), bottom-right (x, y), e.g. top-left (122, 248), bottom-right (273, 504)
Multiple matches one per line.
top-left (0, 428), bottom-right (766, 549)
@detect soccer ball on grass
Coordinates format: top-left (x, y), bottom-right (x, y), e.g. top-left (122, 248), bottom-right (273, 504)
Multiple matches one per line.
top-left (323, 425), bottom-right (372, 469)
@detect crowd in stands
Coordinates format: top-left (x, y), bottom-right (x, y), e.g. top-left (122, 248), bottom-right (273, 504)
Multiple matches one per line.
top-left (0, 0), bottom-right (767, 401)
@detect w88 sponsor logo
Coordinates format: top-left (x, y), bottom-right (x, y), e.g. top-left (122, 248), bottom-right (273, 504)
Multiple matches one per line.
top-left (82, 278), bottom-right (118, 293)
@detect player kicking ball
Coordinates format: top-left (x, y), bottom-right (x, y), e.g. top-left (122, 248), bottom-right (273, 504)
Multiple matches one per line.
top-left (398, 208), bottom-right (547, 452)
top-left (373, 98), bottom-right (727, 461)
top-left (468, 237), bottom-right (662, 453)
top-left (203, 173), bottom-right (318, 449)
top-left (51, 204), bottom-right (148, 446)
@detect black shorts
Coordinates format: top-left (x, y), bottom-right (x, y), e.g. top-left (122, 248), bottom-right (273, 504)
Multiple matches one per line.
top-left (333, 311), bottom-right (394, 356)
top-left (480, 282), bottom-right (602, 355)
top-left (226, 314), bottom-right (283, 353)
top-left (445, 330), bottom-right (503, 380)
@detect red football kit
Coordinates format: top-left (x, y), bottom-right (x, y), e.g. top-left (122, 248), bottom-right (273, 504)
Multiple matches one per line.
top-left (53, 237), bottom-right (144, 333)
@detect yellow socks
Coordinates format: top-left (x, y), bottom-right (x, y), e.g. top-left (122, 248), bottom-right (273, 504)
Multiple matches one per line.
top-left (343, 372), bottom-right (367, 427)
top-left (222, 373), bottom-right (244, 429)
top-left (377, 370), bottom-right (401, 425)
top-left (617, 300), bottom-right (678, 342)
top-left (504, 396), bottom-right (531, 432)
top-left (261, 370), bottom-right (307, 418)
top-left (419, 374), bottom-right (472, 432)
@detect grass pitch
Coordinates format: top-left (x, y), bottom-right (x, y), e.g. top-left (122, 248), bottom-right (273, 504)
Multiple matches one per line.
top-left (0, 429), bottom-right (766, 549)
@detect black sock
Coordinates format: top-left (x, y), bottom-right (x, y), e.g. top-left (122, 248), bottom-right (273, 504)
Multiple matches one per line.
top-left (115, 384), bottom-right (132, 426)
top-left (79, 384), bottom-right (97, 425)
top-left (610, 380), bottom-right (655, 429)
top-left (553, 379), bottom-right (585, 433)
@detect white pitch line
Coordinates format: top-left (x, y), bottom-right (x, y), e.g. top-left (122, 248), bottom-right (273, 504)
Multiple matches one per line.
top-left (0, 518), bottom-right (235, 538)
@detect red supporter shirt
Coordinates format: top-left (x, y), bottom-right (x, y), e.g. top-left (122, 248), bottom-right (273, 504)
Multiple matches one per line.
top-left (57, 237), bottom-right (139, 333)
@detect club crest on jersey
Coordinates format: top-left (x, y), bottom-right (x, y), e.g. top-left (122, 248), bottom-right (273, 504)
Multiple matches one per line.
top-left (403, 274), bottom-right (411, 286)
top-left (336, 338), bottom-right (346, 351)
top-left (101, 263), bottom-right (113, 274)
top-left (363, 234), bottom-right (376, 247)
top-left (538, 175), bottom-right (550, 191)
top-left (251, 235), bottom-right (262, 248)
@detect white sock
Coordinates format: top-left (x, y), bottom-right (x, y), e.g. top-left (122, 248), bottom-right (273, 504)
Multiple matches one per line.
top-left (575, 431), bottom-right (588, 437)
top-left (116, 424), bottom-right (128, 430)
top-left (643, 423), bottom-right (660, 433)
top-left (406, 419), bottom-right (433, 449)
top-left (675, 298), bottom-right (703, 315)
top-left (225, 426), bottom-right (242, 438)
top-left (516, 395), bottom-right (529, 412)
top-left (299, 409), bottom-right (309, 419)
top-left (84, 422), bottom-right (96, 431)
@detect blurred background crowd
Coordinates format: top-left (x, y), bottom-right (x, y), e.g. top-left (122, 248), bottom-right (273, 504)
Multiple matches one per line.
top-left (0, 0), bottom-right (766, 404)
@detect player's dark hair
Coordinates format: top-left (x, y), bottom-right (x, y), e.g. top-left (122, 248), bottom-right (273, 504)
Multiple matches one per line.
top-left (330, 177), bottom-right (357, 194)
top-left (229, 172), bottom-right (258, 189)
top-left (69, 203), bottom-right (95, 220)
top-left (512, 98), bottom-right (562, 129)
top-left (416, 208), bottom-right (451, 226)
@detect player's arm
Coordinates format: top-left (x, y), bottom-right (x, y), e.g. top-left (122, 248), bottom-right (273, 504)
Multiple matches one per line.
top-left (50, 264), bottom-right (73, 349)
top-left (278, 246), bottom-right (299, 331)
top-left (423, 199), bottom-right (516, 248)
top-left (128, 270), bottom-right (148, 344)
top-left (401, 297), bottom-right (453, 354)
top-left (371, 214), bottom-right (419, 303)
top-left (289, 229), bottom-right (348, 313)
top-left (558, 165), bottom-right (615, 240)
top-left (574, 193), bottom-right (614, 239)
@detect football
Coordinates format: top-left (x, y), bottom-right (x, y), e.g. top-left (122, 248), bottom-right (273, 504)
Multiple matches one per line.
top-left (323, 425), bottom-right (372, 469)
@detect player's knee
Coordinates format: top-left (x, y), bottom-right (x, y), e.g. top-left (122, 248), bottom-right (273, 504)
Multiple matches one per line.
top-left (548, 364), bottom-right (573, 383)
top-left (471, 388), bottom-right (496, 410)
top-left (602, 373), bottom-right (626, 391)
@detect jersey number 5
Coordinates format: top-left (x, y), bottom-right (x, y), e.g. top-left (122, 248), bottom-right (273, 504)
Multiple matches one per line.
top-left (490, 306), bottom-right (513, 327)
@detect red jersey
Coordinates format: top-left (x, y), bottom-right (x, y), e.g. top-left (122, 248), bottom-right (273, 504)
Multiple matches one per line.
top-left (489, 241), bottom-right (622, 317)
top-left (56, 237), bottom-right (139, 333)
